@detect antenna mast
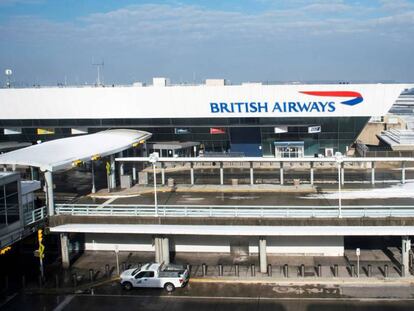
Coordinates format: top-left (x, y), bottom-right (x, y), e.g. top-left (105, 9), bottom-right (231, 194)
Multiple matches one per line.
top-left (92, 60), bottom-right (104, 86)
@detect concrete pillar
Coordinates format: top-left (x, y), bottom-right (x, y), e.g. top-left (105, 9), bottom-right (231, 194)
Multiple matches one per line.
top-left (132, 148), bottom-right (137, 183)
top-left (154, 236), bottom-right (170, 264)
top-left (132, 166), bottom-right (137, 182)
top-left (280, 162), bottom-right (284, 185)
top-left (371, 161), bottom-right (375, 185)
top-left (161, 163), bottom-right (165, 185)
top-left (91, 161), bottom-right (96, 194)
top-left (44, 171), bottom-right (55, 216)
top-left (402, 236), bottom-right (411, 276)
top-left (250, 162), bottom-right (254, 185)
top-left (220, 162), bottom-right (224, 185)
top-left (120, 162), bottom-right (124, 176)
top-left (118, 152), bottom-right (123, 180)
top-left (259, 238), bottom-right (267, 273)
top-left (162, 237), bottom-right (170, 265)
top-left (154, 237), bottom-right (161, 263)
top-left (110, 155), bottom-right (116, 189)
top-left (341, 163), bottom-right (345, 185)
top-left (402, 162), bottom-right (406, 184)
top-left (60, 233), bottom-right (70, 269)
top-left (310, 162), bottom-right (314, 185)
top-left (190, 162), bottom-right (195, 185)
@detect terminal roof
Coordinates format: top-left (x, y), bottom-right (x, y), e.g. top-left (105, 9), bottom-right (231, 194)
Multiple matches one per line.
top-left (0, 129), bottom-right (151, 172)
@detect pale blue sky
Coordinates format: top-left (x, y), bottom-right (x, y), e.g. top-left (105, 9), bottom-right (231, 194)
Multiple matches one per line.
top-left (0, 0), bottom-right (413, 85)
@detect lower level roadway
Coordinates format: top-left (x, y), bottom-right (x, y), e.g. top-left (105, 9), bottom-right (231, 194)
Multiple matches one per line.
top-left (3, 293), bottom-right (414, 311)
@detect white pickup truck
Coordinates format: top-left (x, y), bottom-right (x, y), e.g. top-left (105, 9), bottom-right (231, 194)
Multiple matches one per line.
top-left (120, 263), bottom-right (189, 292)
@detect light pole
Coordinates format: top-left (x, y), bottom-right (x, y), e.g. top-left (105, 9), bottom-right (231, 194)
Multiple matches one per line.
top-left (149, 152), bottom-right (159, 216)
top-left (335, 152), bottom-right (343, 218)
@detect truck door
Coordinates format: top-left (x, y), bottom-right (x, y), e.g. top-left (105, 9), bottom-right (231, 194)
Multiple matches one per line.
top-left (134, 271), bottom-right (155, 287)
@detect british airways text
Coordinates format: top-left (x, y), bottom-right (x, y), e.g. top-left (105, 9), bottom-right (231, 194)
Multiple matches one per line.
top-left (210, 101), bottom-right (336, 114)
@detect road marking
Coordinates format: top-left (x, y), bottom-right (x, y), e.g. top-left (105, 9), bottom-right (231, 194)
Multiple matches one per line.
top-left (53, 295), bottom-right (74, 311)
top-left (97, 197), bottom-right (117, 208)
top-left (0, 293), bottom-right (18, 309)
top-left (77, 293), bottom-right (414, 302)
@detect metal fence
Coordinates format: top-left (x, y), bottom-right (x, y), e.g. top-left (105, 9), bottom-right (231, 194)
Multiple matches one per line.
top-left (24, 206), bottom-right (46, 225)
top-left (55, 204), bottom-right (414, 218)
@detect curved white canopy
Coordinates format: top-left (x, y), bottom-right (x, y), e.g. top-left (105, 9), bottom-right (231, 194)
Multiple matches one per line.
top-left (0, 129), bottom-right (151, 172)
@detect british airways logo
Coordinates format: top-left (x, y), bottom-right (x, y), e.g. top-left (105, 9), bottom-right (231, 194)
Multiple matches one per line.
top-left (300, 91), bottom-right (363, 106)
top-left (209, 90), bottom-right (363, 114)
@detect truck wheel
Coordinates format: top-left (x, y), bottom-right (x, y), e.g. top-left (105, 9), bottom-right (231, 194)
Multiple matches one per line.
top-left (164, 283), bottom-right (175, 292)
top-left (122, 282), bottom-right (133, 291)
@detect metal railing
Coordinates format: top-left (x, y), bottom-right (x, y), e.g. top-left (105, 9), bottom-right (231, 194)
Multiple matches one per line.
top-left (55, 204), bottom-right (414, 218)
top-left (24, 206), bottom-right (47, 225)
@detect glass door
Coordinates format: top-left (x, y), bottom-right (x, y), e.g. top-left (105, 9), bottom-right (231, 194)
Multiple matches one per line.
top-left (274, 142), bottom-right (304, 158)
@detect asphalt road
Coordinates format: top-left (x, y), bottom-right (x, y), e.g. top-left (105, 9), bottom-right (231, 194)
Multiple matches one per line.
top-left (76, 189), bottom-right (414, 207)
top-left (3, 293), bottom-right (414, 311)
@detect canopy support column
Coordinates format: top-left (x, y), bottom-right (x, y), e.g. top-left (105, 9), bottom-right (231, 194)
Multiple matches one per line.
top-left (161, 163), bottom-right (165, 185)
top-left (259, 237), bottom-right (267, 273)
top-left (371, 161), bottom-right (375, 185)
top-left (280, 162), bottom-right (284, 185)
top-left (250, 162), bottom-right (254, 185)
top-left (402, 236), bottom-right (411, 276)
top-left (91, 161), bottom-right (96, 194)
top-left (310, 162), bottom-right (314, 185)
top-left (110, 155), bottom-right (116, 189)
top-left (132, 148), bottom-right (137, 183)
top-left (44, 170), bottom-right (55, 216)
top-left (190, 162), bottom-right (195, 185)
top-left (220, 162), bottom-right (224, 185)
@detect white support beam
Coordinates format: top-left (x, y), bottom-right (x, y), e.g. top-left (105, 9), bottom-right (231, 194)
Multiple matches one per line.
top-left (44, 170), bottom-right (55, 216)
top-left (119, 163), bottom-right (124, 179)
top-left (250, 162), bottom-right (254, 185)
top-left (161, 164), bottom-right (165, 185)
top-left (50, 224), bottom-right (414, 236)
top-left (162, 237), bottom-right (170, 265)
top-left (280, 162), bottom-right (284, 185)
top-left (371, 161), bottom-right (375, 185)
top-left (310, 163), bottom-right (314, 185)
top-left (91, 161), bottom-right (96, 194)
top-left (259, 238), bottom-right (267, 273)
top-left (132, 165), bottom-right (137, 182)
top-left (110, 155), bottom-right (116, 189)
top-left (402, 236), bottom-right (411, 276)
top-left (402, 162), bottom-right (406, 184)
top-left (220, 162), bottom-right (224, 185)
top-left (60, 233), bottom-right (70, 269)
top-left (154, 236), bottom-right (170, 264)
top-left (190, 162), bottom-right (194, 185)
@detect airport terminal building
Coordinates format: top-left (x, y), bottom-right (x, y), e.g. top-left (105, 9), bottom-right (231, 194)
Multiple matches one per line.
top-left (0, 79), bottom-right (408, 157)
